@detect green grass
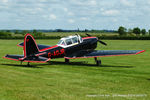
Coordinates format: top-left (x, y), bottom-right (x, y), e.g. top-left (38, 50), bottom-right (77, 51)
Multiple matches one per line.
top-left (44, 32), bottom-right (118, 36)
top-left (0, 39), bottom-right (150, 100)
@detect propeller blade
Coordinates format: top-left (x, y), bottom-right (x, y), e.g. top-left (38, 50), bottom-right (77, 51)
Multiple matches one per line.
top-left (85, 33), bottom-right (91, 37)
top-left (85, 33), bottom-right (107, 46)
top-left (98, 39), bottom-right (107, 46)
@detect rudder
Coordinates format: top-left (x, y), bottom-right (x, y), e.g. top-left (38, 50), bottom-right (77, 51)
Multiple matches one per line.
top-left (24, 34), bottom-right (39, 57)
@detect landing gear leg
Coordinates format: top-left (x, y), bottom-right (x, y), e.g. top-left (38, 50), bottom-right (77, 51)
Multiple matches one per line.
top-left (94, 57), bottom-right (101, 66)
top-left (65, 58), bottom-right (69, 63)
top-left (20, 61), bottom-right (23, 65)
top-left (27, 62), bottom-right (30, 66)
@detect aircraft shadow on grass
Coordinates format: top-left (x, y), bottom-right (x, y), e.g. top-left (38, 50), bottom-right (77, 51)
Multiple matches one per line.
top-left (48, 61), bottom-right (134, 68)
top-left (1, 63), bottom-right (42, 68)
top-left (1, 61), bottom-right (133, 68)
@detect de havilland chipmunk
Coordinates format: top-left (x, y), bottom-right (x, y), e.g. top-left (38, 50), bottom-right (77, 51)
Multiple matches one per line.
top-left (3, 33), bottom-right (145, 66)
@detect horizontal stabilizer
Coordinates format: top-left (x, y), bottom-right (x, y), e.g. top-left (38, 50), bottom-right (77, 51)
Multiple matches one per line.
top-left (4, 54), bottom-right (24, 61)
top-left (17, 42), bottom-right (51, 50)
top-left (4, 54), bottom-right (50, 63)
top-left (23, 56), bottom-right (50, 63)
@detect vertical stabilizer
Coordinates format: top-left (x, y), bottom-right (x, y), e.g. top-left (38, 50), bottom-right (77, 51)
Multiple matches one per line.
top-left (24, 34), bottom-right (39, 57)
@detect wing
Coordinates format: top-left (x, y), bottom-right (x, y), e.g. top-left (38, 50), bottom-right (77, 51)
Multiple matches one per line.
top-left (17, 42), bottom-right (51, 50)
top-left (65, 50), bottom-right (145, 59)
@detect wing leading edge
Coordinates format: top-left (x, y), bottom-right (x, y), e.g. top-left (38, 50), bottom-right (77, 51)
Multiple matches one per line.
top-left (65, 50), bottom-right (145, 59)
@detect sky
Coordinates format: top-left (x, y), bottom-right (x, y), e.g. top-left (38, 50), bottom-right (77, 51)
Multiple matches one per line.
top-left (0, 0), bottom-right (150, 30)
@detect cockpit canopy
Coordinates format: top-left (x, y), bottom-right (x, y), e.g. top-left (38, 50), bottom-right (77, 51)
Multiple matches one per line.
top-left (57, 35), bottom-right (83, 47)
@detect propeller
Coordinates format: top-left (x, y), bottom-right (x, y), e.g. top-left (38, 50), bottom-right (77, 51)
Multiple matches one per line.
top-left (97, 39), bottom-right (107, 46)
top-left (85, 33), bottom-right (91, 37)
top-left (85, 33), bottom-right (107, 46)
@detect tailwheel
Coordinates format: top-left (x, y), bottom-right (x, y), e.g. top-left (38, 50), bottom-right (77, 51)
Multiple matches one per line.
top-left (65, 58), bottom-right (69, 63)
top-left (94, 57), bottom-right (101, 66)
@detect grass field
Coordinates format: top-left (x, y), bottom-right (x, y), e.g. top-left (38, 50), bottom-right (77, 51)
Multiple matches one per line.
top-left (0, 39), bottom-right (150, 100)
top-left (44, 32), bottom-right (118, 37)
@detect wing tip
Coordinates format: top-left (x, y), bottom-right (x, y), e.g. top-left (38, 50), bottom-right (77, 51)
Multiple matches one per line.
top-left (136, 50), bottom-right (145, 54)
top-left (17, 43), bottom-right (23, 47)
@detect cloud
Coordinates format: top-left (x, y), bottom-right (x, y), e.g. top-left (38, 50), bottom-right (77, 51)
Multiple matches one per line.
top-left (63, 7), bottom-right (74, 16)
top-left (80, 17), bottom-right (89, 20)
top-left (112, 18), bottom-right (118, 22)
top-left (1, 0), bottom-right (8, 3)
top-left (63, 8), bottom-right (68, 12)
top-left (148, 0), bottom-right (150, 5)
top-left (68, 19), bottom-right (75, 23)
top-left (0, 0), bottom-right (149, 30)
top-left (88, 0), bottom-right (97, 6)
top-left (101, 9), bottom-right (120, 16)
top-left (120, 0), bottom-right (134, 6)
top-left (49, 14), bottom-right (57, 20)
top-left (68, 12), bottom-right (74, 16)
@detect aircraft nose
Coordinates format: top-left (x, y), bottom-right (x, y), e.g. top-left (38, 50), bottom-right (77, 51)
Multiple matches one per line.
top-left (91, 37), bottom-right (98, 44)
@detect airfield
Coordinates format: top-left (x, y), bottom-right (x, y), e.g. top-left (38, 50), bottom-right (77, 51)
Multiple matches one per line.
top-left (0, 39), bottom-right (150, 100)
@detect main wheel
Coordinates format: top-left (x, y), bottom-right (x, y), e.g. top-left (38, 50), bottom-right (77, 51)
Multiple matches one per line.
top-left (96, 60), bottom-right (101, 66)
top-left (65, 58), bottom-right (69, 63)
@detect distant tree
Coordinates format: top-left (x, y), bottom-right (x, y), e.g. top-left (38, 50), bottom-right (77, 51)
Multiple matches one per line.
top-left (56, 29), bottom-right (62, 32)
top-left (33, 29), bottom-right (37, 34)
top-left (6, 30), bottom-right (10, 33)
top-left (31, 29), bottom-right (44, 37)
top-left (141, 29), bottom-right (146, 35)
top-left (14, 30), bottom-right (19, 34)
top-left (0, 31), bottom-right (12, 36)
top-left (127, 28), bottom-right (133, 35)
top-left (133, 27), bottom-right (141, 36)
top-left (118, 26), bottom-right (127, 36)
top-left (0, 31), bottom-right (5, 36)
top-left (85, 29), bottom-right (88, 32)
top-left (149, 30), bottom-right (150, 35)
top-left (78, 28), bottom-right (80, 32)
top-left (22, 30), bottom-right (28, 35)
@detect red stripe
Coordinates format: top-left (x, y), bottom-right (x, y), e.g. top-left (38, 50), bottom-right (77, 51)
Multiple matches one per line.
top-left (23, 58), bottom-right (51, 63)
top-left (24, 34), bottom-right (27, 57)
top-left (136, 50), bottom-right (145, 54)
top-left (3, 57), bottom-right (50, 63)
top-left (82, 37), bottom-right (97, 40)
top-left (3, 57), bottom-right (19, 61)
top-left (64, 50), bottom-right (145, 59)
top-left (40, 45), bottom-right (58, 52)
top-left (35, 52), bottom-right (46, 56)
top-left (24, 33), bottom-right (40, 57)
top-left (17, 44), bottom-right (23, 47)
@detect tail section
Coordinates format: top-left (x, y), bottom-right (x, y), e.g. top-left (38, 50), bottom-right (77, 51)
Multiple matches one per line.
top-left (24, 33), bottom-right (39, 57)
top-left (4, 33), bottom-right (50, 63)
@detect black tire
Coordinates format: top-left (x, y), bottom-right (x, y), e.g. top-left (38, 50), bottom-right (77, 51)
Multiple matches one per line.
top-left (65, 58), bottom-right (69, 63)
top-left (96, 60), bottom-right (101, 66)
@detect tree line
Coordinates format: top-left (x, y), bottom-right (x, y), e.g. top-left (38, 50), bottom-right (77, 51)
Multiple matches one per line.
top-left (1, 27), bottom-right (150, 40)
top-left (118, 26), bottom-right (149, 36)
top-left (0, 29), bottom-right (44, 37)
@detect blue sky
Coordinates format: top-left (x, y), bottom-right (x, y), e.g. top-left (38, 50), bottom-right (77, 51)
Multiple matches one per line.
top-left (0, 0), bottom-right (150, 30)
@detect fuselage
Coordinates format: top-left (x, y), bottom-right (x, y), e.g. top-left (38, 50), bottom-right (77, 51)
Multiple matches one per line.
top-left (39, 37), bottom-right (98, 59)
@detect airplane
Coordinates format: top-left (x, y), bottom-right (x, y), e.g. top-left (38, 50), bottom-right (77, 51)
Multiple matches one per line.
top-left (3, 33), bottom-right (145, 66)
